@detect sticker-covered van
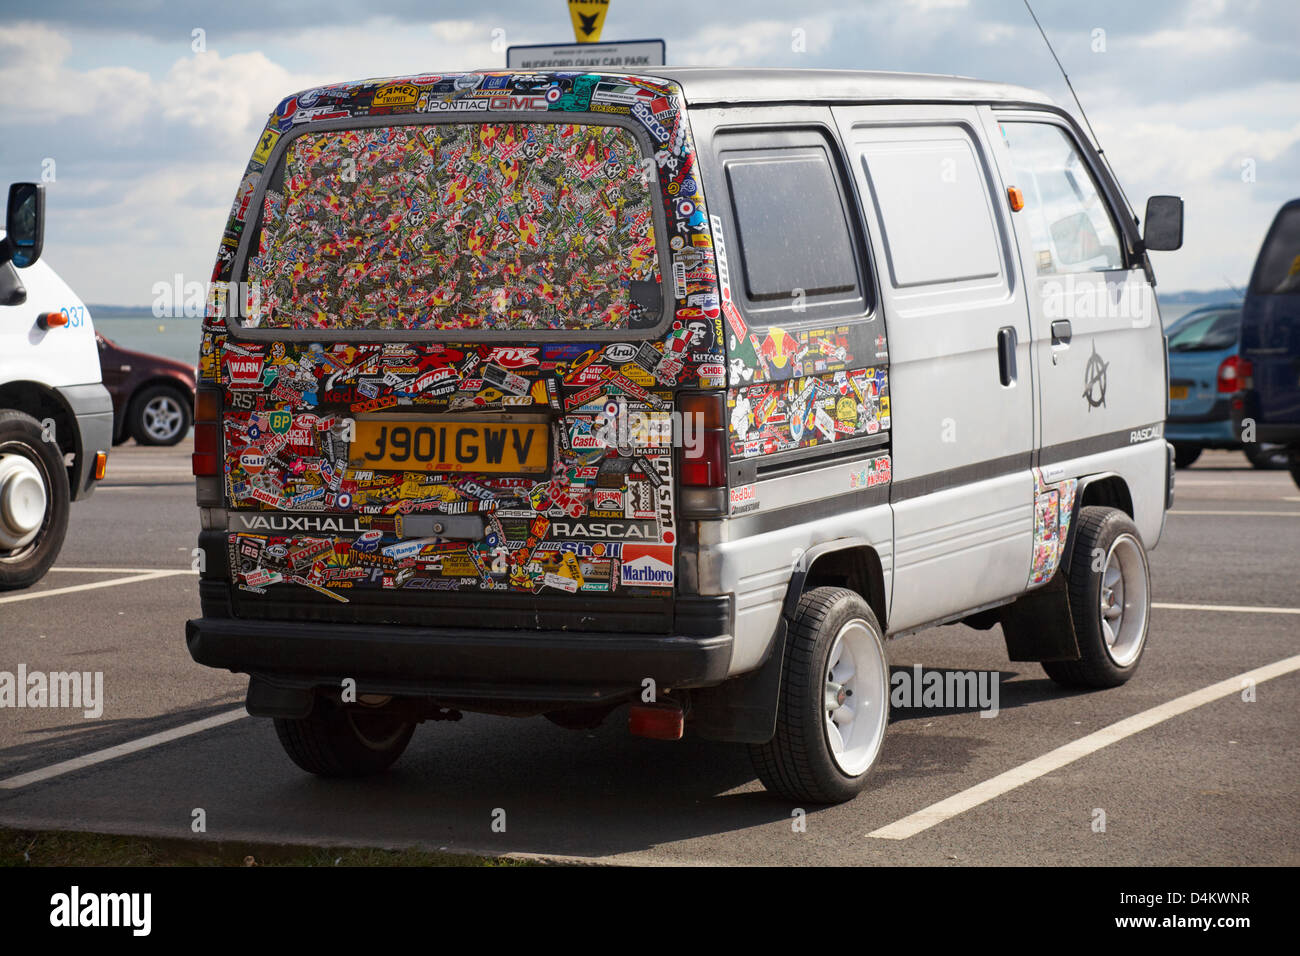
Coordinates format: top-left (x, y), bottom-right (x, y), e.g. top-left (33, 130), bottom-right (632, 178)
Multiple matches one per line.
top-left (186, 69), bottom-right (1181, 803)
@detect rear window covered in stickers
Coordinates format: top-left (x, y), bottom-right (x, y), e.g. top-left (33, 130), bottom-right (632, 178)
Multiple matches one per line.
top-left (241, 122), bottom-right (663, 334)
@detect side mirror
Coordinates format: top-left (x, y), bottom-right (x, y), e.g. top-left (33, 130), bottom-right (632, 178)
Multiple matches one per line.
top-left (4, 183), bottom-right (45, 269)
top-left (1142, 195), bottom-right (1183, 251)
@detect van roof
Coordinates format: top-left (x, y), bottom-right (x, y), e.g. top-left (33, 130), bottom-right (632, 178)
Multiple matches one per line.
top-left (628, 67), bottom-right (1056, 108)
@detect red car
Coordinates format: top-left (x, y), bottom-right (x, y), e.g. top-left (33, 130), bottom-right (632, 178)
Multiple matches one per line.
top-left (95, 332), bottom-right (196, 446)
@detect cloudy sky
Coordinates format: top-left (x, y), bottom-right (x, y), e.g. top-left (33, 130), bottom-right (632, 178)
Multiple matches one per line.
top-left (1, 0), bottom-right (1296, 304)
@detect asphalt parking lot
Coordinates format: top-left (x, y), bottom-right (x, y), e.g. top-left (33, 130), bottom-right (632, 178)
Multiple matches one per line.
top-left (0, 440), bottom-right (1296, 865)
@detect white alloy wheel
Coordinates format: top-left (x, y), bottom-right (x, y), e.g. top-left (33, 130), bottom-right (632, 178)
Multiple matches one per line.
top-left (1099, 532), bottom-right (1149, 668)
top-left (823, 618), bottom-right (890, 776)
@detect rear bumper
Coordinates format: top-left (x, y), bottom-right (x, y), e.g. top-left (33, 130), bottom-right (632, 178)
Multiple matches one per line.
top-left (185, 595), bottom-right (734, 705)
top-left (1164, 414), bottom-right (1236, 447)
top-left (1254, 424), bottom-right (1300, 448)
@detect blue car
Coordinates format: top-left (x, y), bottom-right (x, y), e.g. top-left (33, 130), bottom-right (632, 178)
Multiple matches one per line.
top-left (1166, 304), bottom-right (1287, 468)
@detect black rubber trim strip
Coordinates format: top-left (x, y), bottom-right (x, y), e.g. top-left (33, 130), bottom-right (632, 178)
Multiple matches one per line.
top-left (890, 451), bottom-right (1031, 502)
top-left (1037, 422), bottom-right (1166, 466)
top-left (723, 485), bottom-right (890, 537)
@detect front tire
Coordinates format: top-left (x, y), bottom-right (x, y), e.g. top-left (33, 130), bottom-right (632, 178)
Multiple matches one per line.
top-left (1042, 506), bottom-right (1151, 688)
top-left (0, 410), bottom-right (71, 591)
top-left (274, 696), bottom-right (415, 777)
top-left (129, 385), bottom-right (191, 446)
top-left (750, 587), bottom-right (889, 804)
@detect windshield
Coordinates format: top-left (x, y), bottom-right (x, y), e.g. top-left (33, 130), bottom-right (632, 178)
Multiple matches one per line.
top-left (241, 121), bottom-right (662, 334)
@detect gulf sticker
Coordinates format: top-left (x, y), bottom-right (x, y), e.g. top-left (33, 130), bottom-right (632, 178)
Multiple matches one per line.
top-left (240, 451), bottom-right (266, 475)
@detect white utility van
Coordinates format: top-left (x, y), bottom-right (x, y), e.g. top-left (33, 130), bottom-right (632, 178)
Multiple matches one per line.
top-left (0, 183), bottom-right (113, 589)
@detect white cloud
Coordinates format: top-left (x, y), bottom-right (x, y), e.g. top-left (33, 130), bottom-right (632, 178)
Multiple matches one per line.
top-left (678, 18), bottom-right (833, 66)
top-left (1137, 25), bottom-right (1249, 53)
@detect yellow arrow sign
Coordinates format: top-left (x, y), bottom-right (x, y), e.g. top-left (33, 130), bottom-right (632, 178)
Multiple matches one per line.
top-left (568, 0), bottom-right (610, 43)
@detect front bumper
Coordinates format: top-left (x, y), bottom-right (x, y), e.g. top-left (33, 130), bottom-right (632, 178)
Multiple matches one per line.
top-left (56, 383), bottom-right (113, 500)
top-left (186, 594), bottom-right (734, 706)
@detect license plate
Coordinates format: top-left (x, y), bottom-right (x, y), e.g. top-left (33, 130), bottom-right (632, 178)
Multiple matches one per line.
top-left (1169, 385), bottom-right (1188, 400)
top-left (350, 417), bottom-right (549, 474)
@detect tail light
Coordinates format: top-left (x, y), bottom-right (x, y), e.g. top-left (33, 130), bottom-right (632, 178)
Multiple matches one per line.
top-left (192, 387), bottom-right (223, 506)
top-left (1217, 355), bottom-right (1242, 393)
top-left (677, 391), bottom-right (727, 517)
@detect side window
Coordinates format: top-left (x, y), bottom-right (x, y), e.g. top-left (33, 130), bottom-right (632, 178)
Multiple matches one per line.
top-left (726, 154), bottom-right (858, 302)
top-left (859, 135), bottom-right (1002, 288)
top-left (717, 129), bottom-right (867, 323)
top-left (1001, 122), bottom-right (1125, 275)
top-left (1251, 205), bottom-right (1300, 295)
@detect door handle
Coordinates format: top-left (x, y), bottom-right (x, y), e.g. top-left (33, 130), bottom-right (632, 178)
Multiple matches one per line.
top-left (997, 326), bottom-right (1017, 386)
top-left (1051, 319), bottom-right (1073, 347)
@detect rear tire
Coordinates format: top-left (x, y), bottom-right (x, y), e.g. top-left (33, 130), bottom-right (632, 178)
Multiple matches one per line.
top-left (1042, 506), bottom-right (1151, 688)
top-left (0, 410), bottom-right (71, 592)
top-left (128, 385), bottom-right (191, 446)
top-left (750, 587), bottom-right (889, 804)
top-left (1172, 443), bottom-right (1201, 469)
top-left (274, 696), bottom-right (415, 777)
top-left (1243, 443), bottom-right (1286, 469)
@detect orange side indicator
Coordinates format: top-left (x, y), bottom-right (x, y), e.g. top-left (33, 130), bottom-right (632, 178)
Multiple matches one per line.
top-left (1007, 186), bottom-right (1025, 212)
top-left (93, 452), bottom-right (108, 480)
top-left (37, 312), bottom-right (67, 330)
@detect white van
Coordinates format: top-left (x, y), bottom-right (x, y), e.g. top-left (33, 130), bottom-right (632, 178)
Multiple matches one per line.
top-left (0, 183), bottom-right (113, 589)
top-left (186, 69), bottom-right (1182, 803)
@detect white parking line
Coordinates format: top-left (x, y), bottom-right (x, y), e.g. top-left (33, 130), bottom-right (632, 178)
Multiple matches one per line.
top-left (869, 654), bottom-right (1300, 840)
top-left (51, 567), bottom-right (186, 574)
top-left (0, 709), bottom-right (247, 790)
top-left (1170, 510), bottom-right (1300, 516)
top-left (0, 570), bottom-right (190, 605)
top-left (1153, 601), bottom-right (1300, 615)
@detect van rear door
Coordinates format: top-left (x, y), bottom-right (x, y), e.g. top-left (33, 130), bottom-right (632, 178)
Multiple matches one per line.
top-left (202, 75), bottom-right (727, 631)
top-left (1241, 201), bottom-right (1300, 440)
